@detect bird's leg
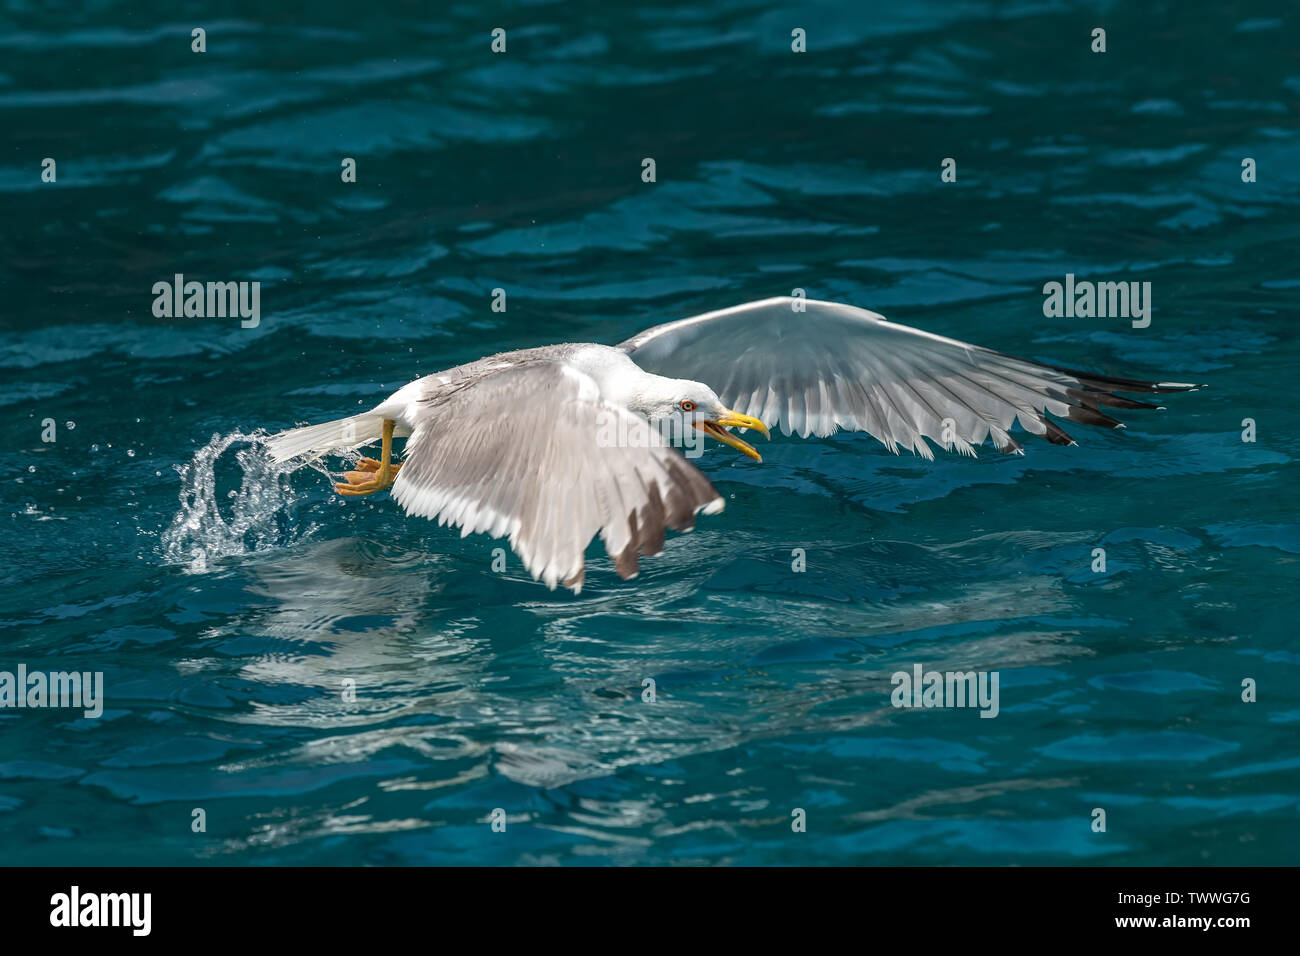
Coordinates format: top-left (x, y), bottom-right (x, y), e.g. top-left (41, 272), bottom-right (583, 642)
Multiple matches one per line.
top-left (335, 419), bottom-right (402, 496)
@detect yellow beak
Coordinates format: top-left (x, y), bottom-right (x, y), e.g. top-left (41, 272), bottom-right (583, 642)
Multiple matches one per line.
top-left (693, 409), bottom-right (771, 462)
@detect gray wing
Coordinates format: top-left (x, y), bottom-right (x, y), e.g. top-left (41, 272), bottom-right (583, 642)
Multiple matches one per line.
top-left (391, 362), bottom-right (723, 593)
top-left (620, 297), bottom-right (1201, 457)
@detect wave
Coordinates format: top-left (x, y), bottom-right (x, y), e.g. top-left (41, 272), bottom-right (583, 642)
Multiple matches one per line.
top-left (160, 430), bottom-right (332, 572)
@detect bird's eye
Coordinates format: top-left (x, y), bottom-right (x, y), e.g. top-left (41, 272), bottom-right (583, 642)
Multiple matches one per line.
top-left (679, 400), bottom-right (696, 412)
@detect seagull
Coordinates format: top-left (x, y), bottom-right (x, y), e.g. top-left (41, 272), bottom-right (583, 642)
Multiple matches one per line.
top-left (264, 296), bottom-right (1200, 592)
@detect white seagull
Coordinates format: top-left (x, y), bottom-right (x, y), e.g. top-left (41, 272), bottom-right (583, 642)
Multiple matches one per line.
top-left (264, 297), bottom-right (1199, 591)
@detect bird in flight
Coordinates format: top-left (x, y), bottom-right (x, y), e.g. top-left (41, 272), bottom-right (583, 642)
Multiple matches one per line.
top-left (264, 297), bottom-right (1199, 592)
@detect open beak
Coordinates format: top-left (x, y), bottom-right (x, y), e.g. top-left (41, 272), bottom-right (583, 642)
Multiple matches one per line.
top-left (693, 409), bottom-right (771, 462)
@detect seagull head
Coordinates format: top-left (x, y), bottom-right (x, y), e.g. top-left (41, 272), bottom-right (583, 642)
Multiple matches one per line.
top-left (634, 378), bottom-right (771, 462)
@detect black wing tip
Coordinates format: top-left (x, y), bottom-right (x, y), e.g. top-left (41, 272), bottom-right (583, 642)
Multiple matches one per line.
top-left (1042, 419), bottom-right (1076, 446)
top-left (1034, 358), bottom-right (1206, 395)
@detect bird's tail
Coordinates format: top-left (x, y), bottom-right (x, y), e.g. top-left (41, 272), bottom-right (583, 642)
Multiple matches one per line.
top-left (263, 413), bottom-right (385, 463)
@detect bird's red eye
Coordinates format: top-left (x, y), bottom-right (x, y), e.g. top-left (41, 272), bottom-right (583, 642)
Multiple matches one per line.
top-left (679, 400), bottom-right (696, 412)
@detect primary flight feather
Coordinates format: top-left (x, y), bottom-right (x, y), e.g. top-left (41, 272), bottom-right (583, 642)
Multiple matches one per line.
top-left (264, 296), bottom-right (1200, 592)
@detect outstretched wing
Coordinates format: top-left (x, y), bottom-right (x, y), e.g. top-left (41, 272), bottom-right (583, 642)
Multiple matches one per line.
top-left (620, 297), bottom-right (1201, 457)
top-left (392, 362), bottom-right (723, 592)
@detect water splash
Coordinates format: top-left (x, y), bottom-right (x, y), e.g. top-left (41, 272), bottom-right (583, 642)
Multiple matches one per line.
top-left (161, 430), bottom-right (332, 572)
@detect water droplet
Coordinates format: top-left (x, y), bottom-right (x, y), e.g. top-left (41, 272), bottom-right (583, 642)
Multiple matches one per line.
top-left (161, 430), bottom-right (317, 572)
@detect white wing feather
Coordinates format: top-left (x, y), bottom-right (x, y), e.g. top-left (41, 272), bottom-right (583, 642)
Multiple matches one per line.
top-left (621, 297), bottom-right (1200, 456)
top-left (391, 362), bottom-right (723, 593)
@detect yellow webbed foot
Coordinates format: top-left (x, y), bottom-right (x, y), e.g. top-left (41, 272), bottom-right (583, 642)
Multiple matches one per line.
top-left (334, 475), bottom-right (391, 497)
top-left (333, 421), bottom-right (401, 498)
top-left (340, 460), bottom-right (401, 487)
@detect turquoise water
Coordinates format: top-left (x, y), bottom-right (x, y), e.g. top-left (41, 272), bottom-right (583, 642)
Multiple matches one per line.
top-left (2, 2), bottom-right (1298, 865)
